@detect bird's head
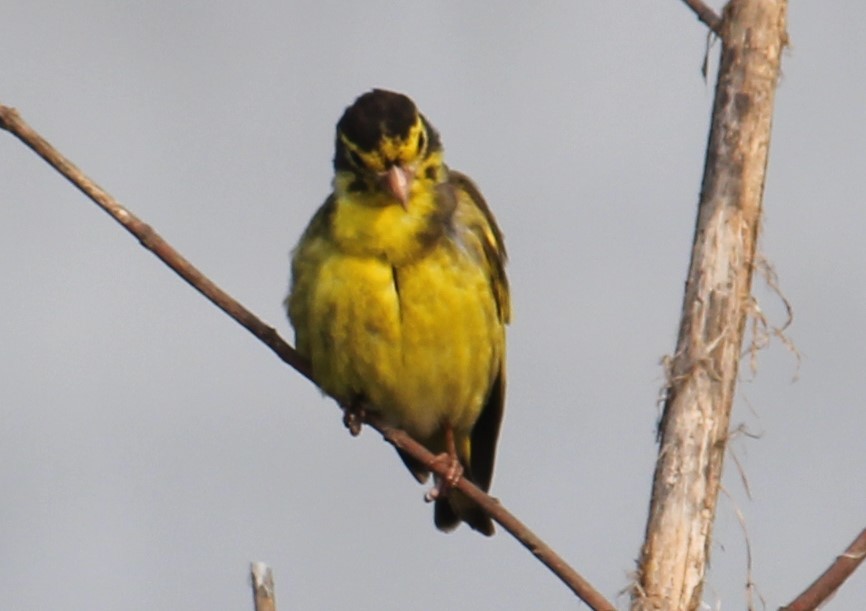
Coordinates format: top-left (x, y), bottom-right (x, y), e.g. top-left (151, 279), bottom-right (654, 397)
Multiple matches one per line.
top-left (333, 89), bottom-right (444, 207)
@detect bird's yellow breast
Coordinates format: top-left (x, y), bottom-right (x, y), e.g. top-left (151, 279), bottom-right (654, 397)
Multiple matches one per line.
top-left (329, 179), bottom-right (443, 265)
top-left (301, 237), bottom-right (503, 441)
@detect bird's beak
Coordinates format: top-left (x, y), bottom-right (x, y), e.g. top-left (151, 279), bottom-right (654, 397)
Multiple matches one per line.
top-left (381, 164), bottom-right (414, 209)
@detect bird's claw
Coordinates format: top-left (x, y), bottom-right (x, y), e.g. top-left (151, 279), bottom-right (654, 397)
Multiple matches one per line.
top-left (423, 451), bottom-right (463, 502)
top-left (342, 401), bottom-right (366, 437)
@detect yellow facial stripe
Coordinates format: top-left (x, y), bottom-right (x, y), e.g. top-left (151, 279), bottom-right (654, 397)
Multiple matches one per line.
top-left (417, 148), bottom-right (445, 182)
top-left (379, 121), bottom-right (425, 162)
top-left (339, 119), bottom-right (426, 172)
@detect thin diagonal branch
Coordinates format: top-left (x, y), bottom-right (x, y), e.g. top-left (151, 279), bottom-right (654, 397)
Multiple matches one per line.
top-left (376, 420), bottom-right (612, 609)
top-left (0, 103), bottom-right (615, 611)
top-left (780, 528), bottom-right (866, 611)
top-left (0, 106), bottom-right (312, 385)
top-left (681, 0), bottom-right (723, 34)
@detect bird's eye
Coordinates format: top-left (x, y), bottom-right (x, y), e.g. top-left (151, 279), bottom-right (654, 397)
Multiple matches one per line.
top-left (417, 131), bottom-right (426, 152)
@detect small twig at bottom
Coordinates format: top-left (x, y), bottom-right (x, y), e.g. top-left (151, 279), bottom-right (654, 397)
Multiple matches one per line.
top-left (250, 562), bottom-right (277, 611)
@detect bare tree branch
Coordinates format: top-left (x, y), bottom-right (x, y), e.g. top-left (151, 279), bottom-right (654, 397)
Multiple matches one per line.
top-left (681, 0), bottom-right (723, 34)
top-left (0, 106), bottom-right (312, 385)
top-left (250, 562), bottom-right (277, 611)
top-left (0, 103), bottom-right (615, 611)
top-left (780, 528), bottom-right (866, 611)
top-left (377, 421), bottom-right (613, 609)
top-left (632, 1), bottom-right (788, 610)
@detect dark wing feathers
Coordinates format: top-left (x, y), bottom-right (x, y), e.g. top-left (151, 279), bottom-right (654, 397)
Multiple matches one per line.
top-left (447, 171), bottom-right (510, 324)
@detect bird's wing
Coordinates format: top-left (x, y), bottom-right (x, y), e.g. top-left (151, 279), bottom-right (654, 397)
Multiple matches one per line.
top-left (447, 170), bottom-right (509, 492)
top-left (447, 171), bottom-right (510, 324)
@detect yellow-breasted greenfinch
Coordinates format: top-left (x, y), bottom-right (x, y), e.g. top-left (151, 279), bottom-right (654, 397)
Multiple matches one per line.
top-left (286, 89), bottom-right (509, 535)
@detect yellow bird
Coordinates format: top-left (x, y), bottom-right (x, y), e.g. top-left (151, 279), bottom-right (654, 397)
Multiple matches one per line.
top-left (286, 89), bottom-right (509, 535)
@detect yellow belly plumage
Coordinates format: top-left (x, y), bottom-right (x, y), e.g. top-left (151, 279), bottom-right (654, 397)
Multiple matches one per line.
top-left (304, 239), bottom-right (501, 446)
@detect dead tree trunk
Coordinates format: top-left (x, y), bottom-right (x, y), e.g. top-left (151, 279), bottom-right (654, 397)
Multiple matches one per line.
top-left (632, 2), bottom-right (788, 609)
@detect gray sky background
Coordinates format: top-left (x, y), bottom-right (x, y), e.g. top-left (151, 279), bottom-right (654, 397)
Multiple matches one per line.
top-left (2, 2), bottom-right (864, 609)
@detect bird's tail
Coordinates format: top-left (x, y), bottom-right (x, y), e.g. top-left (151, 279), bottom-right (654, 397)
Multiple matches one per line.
top-left (434, 489), bottom-right (494, 536)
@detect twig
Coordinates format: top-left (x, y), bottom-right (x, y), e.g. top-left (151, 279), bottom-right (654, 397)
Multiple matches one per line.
top-left (0, 105), bottom-right (313, 385)
top-left (780, 528), bottom-right (866, 611)
top-left (681, 0), bottom-right (723, 34)
top-left (250, 562), bottom-right (277, 611)
top-left (0, 103), bottom-right (615, 611)
top-left (376, 420), bottom-right (613, 609)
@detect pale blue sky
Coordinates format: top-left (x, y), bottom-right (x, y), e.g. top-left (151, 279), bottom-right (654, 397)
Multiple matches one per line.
top-left (2, 2), bottom-right (865, 609)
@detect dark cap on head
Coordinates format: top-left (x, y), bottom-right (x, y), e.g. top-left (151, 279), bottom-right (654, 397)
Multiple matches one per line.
top-left (337, 89), bottom-right (419, 153)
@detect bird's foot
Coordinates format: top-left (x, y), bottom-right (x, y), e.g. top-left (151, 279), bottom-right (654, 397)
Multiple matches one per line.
top-left (424, 452), bottom-right (463, 502)
top-left (341, 399), bottom-right (366, 437)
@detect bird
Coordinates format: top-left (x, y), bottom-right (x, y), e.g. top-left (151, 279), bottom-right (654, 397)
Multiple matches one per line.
top-left (286, 89), bottom-right (509, 535)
